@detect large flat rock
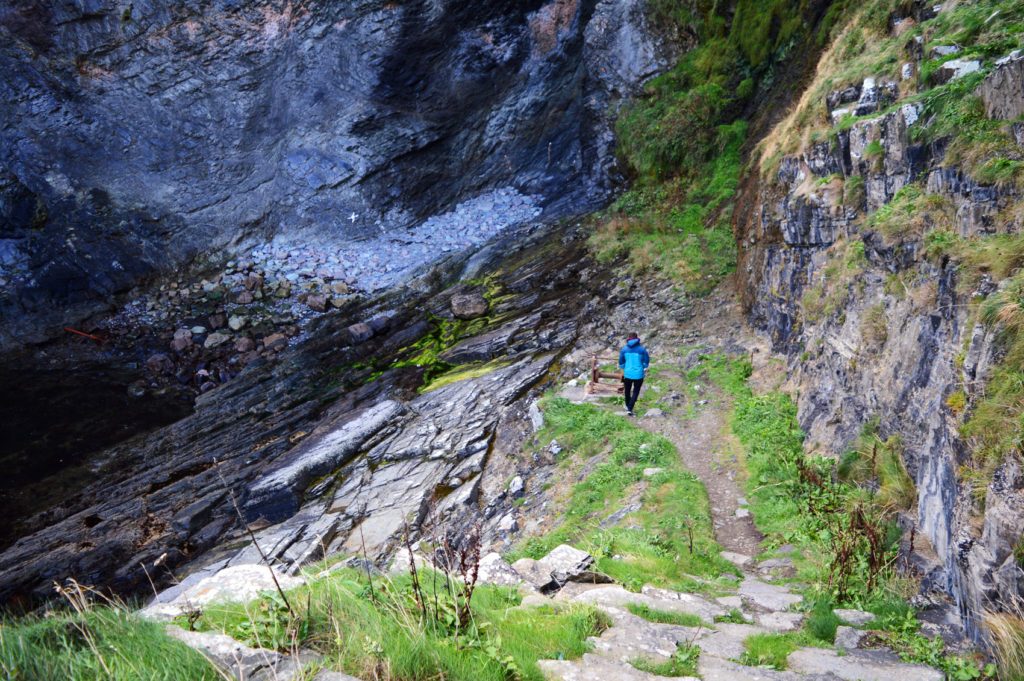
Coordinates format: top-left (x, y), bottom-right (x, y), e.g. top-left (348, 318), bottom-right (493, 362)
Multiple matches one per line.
top-left (587, 607), bottom-right (704, 662)
top-left (571, 584), bottom-right (724, 622)
top-left (788, 648), bottom-right (944, 681)
top-left (143, 564), bottom-right (305, 621)
top-left (737, 578), bottom-right (803, 612)
top-left (538, 653), bottom-right (697, 681)
top-left (699, 654), bottom-right (842, 681)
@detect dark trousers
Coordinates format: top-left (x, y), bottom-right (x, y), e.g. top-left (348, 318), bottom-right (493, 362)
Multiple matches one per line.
top-left (623, 378), bottom-right (644, 412)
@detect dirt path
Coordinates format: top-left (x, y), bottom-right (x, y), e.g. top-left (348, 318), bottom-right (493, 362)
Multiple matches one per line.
top-left (633, 378), bottom-right (764, 557)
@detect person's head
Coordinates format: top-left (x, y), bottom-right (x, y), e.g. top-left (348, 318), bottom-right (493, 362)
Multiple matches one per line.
top-left (627, 332), bottom-right (639, 340)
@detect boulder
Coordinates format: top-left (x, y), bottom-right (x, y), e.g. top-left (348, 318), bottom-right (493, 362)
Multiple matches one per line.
top-left (476, 552), bottom-right (524, 587)
top-left (146, 353), bottom-right (174, 374)
top-left (834, 608), bottom-right (876, 626)
top-left (933, 58), bottom-right (981, 84)
top-left (451, 293), bottom-right (489, 320)
top-left (263, 333), bottom-right (288, 352)
top-left (538, 544), bottom-right (594, 584)
top-left (142, 564), bottom-right (305, 621)
top-left (835, 625), bottom-right (868, 650)
top-left (204, 332), bottom-right (232, 349)
top-left (346, 322), bottom-right (373, 344)
top-left (307, 294), bottom-right (328, 312)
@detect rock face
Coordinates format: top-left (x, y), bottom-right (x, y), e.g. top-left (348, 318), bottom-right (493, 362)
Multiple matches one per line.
top-left (735, 39), bottom-right (1024, 636)
top-left (0, 223), bottom-right (604, 604)
top-left (0, 0), bottom-right (677, 350)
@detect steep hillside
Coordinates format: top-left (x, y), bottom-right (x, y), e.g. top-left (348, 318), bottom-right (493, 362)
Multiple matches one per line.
top-left (735, 0), bottom-right (1024, 639)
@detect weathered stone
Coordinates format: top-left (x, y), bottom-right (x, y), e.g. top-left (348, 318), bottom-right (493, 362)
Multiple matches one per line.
top-left (572, 585), bottom-right (725, 623)
top-left (234, 337), bottom-right (255, 353)
top-left (599, 502), bottom-right (642, 528)
top-left (699, 654), bottom-right (838, 681)
top-left (451, 293), bottom-right (489, 320)
top-left (307, 294), bottom-right (328, 312)
top-left (696, 622), bottom-right (767, 660)
top-left (539, 653), bottom-right (696, 681)
top-left (642, 467), bottom-right (664, 477)
top-left (788, 648), bottom-right (944, 681)
top-left (346, 322), bottom-right (373, 344)
top-left (263, 333), bottom-right (288, 352)
top-left (834, 625), bottom-right (867, 650)
top-left (737, 578), bottom-right (803, 611)
top-left (720, 551), bottom-right (755, 568)
top-left (165, 625), bottom-right (288, 679)
top-left (204, 332), bottom-right (232, 349)
top-left (509, 475), bottom-right (525, 498)
top-left (933, 58), bottom-right (981, 84)
top-left (170, 336), bottom-right (192, 352)
top-left (755, 611), bottom-right (804, 632)
top-left (142, 564), bottom-right (305, 621)
top-left (228, 315), bottom-right (247, 331)
top-left (979, 51), bottom-right (1024, 120)
top-left (236, 290), bottom-right (255, 304)
top-left (146, 353), bottom-right (174, 374)
top-left (539, 544), bottom-right (595, 583)
top-left (834, 608), bottom-right (876, 626)
top-left (331, 281), bottom-right (350, 295)
top-left (477, 552), bottom-right (524, 587)
top-left (588, 607), bottom-right (703, 663)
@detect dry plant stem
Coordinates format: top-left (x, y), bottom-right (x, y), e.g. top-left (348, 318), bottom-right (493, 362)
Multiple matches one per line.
top-left (215, 460), bottom-right (295, 617)
top-left (55, 580), bottom-right (113, 676)
top-left (358, 521), bottom-right (377, 603)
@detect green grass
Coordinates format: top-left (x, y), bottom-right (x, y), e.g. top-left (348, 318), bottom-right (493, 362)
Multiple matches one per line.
top-left (739, 632), bottom-right (800, 670)
top-left (505, 398), bottom-right (734, 591)
top-left (591, 120), bottom-right (745, 294)
top-left (804, 597), bottom-right (842, 643)
top-left (0, 588), bottom-right (219, 681)
top-left (629, 641), bottom-right (701, 677)
top-left (626, 603), bottom-right (704, 627)
top-left (189, 567), bottom-right (608, 681)
top-left (715, 608), bottom-right (749, 624)
top-left (728, 371), bottom-right (905, 601)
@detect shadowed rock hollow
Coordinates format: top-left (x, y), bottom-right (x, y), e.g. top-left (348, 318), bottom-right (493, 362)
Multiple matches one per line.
top-left (0, 0), bottom-right (676, 349)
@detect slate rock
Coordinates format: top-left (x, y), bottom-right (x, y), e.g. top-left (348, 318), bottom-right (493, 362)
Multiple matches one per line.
top-left (788, 648), bottom-right (944, 681)
top-left (834, 625), bottom-right (867, 650)
top-left (834, 608), bottom-right (876, 626)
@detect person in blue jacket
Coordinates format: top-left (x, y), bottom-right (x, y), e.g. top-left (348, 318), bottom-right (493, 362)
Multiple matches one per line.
top-left (618, 332), bottom-right (650, 416)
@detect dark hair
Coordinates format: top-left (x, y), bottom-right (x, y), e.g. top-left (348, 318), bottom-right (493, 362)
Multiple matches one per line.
top-left (627, 332), bottom-right (639, 340)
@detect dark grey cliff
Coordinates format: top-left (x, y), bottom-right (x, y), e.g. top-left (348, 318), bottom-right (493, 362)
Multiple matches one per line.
top-left (0, 0), bottom-right (675, 350)
top-left (737, 51), bottom-right (1024, 637)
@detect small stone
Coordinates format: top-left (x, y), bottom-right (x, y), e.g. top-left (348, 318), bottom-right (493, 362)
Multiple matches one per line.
top-left (509, 475), bottom-right (524, 497)
top-left (451, 292), bottom-right (488, 320)
top-left (642, 467), bottom-right (664, 477)
top-left (173, 328), bottom-right (192, 340)
top-left (331, 281), bottom-right (349, 295)
top-left (204, 332), bottom-right (231, 349)
top-left (834, 608), bottom-right (877, 627)
top-left (208, 313), bottom-right (228, 330)
top-left (191, 326), bottom-right (207, 335)
top-left (233, 337), bottom-right (255, 353)
top-left (170, 336), bottom-right (192, 353)
top-left (346, 322), bottom-right (373, 344)
top-left (496, 513), bottom-right (518, 533)
top-left (228, 315), bottom-right (247, 331)
top-left (643, 408), bottom-right (664, 418)
top-left (734, 508), bottom-right (751, 518)
top-left (307, 294), bottom-right (328, 312)
top-left (330, 296), bottom-right (347, 308)
top-left (146, 353), bottom-right (174, 375)
top-left (263, 333), bottom-right (288, 352)
top-left (236, 291), bottom-right (254, 304)
top-left (275, 284), bottom-right (291, 298)
top-left (835, 625), bottom-right (868, 650)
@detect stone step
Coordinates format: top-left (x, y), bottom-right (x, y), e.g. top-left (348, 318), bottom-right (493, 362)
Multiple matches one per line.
top-left (695, 622), bottom-right (767, 659)
top-left (737, 578), bottom-right (803, 611)
top-left (698, 654), bottom-right (842, 681)
top-left (788, 648), bottom-right (945, 681)
top-left (538, 653), bottom-right (698, 681)
top-left (570, 584), bottom-right (726, 622)
top-left (585, 606), bottom-right (704, 663)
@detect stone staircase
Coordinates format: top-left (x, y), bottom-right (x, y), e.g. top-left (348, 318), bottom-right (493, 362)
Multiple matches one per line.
top-left (530, 553), bottom-right (945, 681)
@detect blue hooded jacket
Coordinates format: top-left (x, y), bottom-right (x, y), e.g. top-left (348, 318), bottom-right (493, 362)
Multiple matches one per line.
top-left (619, 339), bottom-right (650, 380)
